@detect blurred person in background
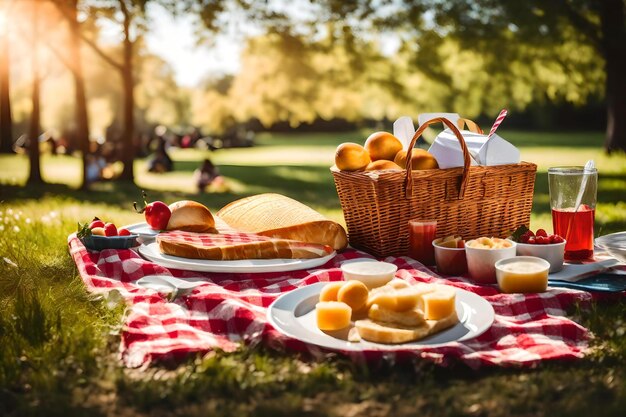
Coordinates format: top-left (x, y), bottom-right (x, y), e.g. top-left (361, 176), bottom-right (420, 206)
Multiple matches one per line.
top-left (147, 125), bottom-right (173, 173)
top-left (85, 143), bottom-right (107, 184)
top-left (193, 158), bottom-right (224, 193)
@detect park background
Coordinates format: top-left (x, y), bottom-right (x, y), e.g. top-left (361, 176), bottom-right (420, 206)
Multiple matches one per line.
top-left (0, 1), bottom-right (625, 416)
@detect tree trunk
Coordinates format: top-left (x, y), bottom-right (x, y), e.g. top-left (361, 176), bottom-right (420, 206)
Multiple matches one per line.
top-left (118, 2), bottom-right (135, 182)
top-left (119, 58), bottom-right (135, 181)
top-left (0, 17), bottom-right (13, 154)
top-left (600, 0), bottom-right (626, 153)
top-left (27, 2), bottom-right (43, 185)
top-left (67, 0), bottom-right (90, 189)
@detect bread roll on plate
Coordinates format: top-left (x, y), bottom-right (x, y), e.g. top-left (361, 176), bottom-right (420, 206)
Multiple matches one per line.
top-left (217, 193), bottom-right (348, 251)
top-left (166, 200), bottom-right (218, 233)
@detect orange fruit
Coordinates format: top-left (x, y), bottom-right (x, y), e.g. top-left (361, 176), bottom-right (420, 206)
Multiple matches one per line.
top-left (335, 143), bottom-right (371, 171)
top-left (365, 160), bottom-right (402, 171)
top-left (395, 149), bottom-right (439, 170)
top-left (364, 132), bottom-right (403, 161)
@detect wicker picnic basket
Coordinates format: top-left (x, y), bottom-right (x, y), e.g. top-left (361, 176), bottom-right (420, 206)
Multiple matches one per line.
top-left (331, 117), bottom-right (537, 258)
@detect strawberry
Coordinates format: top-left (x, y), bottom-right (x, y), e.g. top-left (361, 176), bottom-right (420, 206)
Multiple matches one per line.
top-left (520, 231), bottom-right (533, 243)
top-left (551, 235), bottom-right (565, 244)
top-left (536, 229), bottom-right (548, 238)
top-left (104, 222), bottom-right (118, 237)
top-left (527, 236), bottom-right (536, 244)
top-left (89, 219), bottom-right (105, 229)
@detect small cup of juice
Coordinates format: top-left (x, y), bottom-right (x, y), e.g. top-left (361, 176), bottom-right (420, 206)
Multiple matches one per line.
top-left (407, 220), bottom-right (437, 265)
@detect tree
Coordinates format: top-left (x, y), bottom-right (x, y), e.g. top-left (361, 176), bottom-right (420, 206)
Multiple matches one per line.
top-left (49, 0), bottom-right (91, 189)
top-left (27, 0), bottom-right (43, 185)
top-left (56, 0), bottom-right (149, 183)
top-left (135, 54), bottom-right (190, 129)
top-left (191, 31), bottom-right (404, 131)
top-left (426, 0), bottom-right (625, 152)
top-left (329, 0), bottom-right (624, 152)
top-left (67, 0), bottom-right (90, 189)
top-left (0, 1), bottom-right (14, 153)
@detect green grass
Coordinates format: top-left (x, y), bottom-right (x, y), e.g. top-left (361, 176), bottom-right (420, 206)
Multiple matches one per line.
top-left (0, 130), bottom-right (625, 416)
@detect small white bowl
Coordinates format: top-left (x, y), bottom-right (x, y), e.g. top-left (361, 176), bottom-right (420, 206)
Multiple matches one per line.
top-left (495, 256), bottom-right (550, 293)
top-left (516, 240), bottom-right (566, 273)
top-left (340, 260), bottom-right (398, 289)
top-left (465, 239), bottom-right (517, 283)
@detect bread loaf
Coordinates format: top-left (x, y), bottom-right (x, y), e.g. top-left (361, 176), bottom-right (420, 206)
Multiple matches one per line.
top-left (367, 303), bottom-right (426, 327)
top-left (166, 201), bottom-right (217, 233)
top-left (355, 311), bottom-right (458, 344)
top-left (157, 230), bottom-right (333, 260)
top-left (217, 194), bottom-right (348, 251)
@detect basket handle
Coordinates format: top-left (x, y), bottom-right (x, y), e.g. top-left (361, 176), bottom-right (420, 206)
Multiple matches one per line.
top-left (457, 118), bottom-right (483, 134)
top-left (404, 117), bottom-right (471, 199)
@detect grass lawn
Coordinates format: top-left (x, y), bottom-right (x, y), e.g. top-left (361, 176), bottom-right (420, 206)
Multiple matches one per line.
top-left (0, 130), bottom-right (625, 416)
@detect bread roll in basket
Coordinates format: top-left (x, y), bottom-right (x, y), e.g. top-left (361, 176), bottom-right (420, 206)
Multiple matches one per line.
top-left (217, 193), bottom-right (348, 251)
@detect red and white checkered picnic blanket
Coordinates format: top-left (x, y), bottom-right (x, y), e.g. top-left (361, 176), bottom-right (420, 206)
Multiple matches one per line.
top-left (68, 231), bottom-right (593, 369)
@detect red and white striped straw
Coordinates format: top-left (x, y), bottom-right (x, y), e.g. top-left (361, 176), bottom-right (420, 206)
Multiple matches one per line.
top-left (487, 109), bottom-right (508, 139)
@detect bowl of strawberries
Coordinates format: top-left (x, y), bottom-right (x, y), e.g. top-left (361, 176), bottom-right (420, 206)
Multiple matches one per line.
top-left (512, 227), bottom-right (566, 273)
top-left (77, 218), bottom-right (139, 251)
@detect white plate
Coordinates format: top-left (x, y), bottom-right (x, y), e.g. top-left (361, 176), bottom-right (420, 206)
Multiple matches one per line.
top-left (267, 282), bottom-right (494, 351)
top-left (595, 232), bottom-right (626, 263)
top-left (123, 222), bottom-right (161, 238)
top-left (138, 242), bottom-right (337, 273)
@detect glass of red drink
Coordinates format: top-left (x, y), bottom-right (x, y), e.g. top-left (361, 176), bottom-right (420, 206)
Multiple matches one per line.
top-left (408, 220), bottom-right (437, 265)
top-left (548, 166), bottom-right (598, 260)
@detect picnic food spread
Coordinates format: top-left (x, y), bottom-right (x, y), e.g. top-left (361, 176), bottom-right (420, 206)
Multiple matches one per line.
top-left (66, 113), bottom-right (623, 369)
top-left (217, 193), bottom-right (348, 250)
top-left (315, 274), bottom-right (459, 344)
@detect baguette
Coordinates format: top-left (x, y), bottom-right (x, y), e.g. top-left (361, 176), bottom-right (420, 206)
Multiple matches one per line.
top-left (217, 194), bottom-right (348, 250)
top-left (157, 231), bottom-right (333, 261)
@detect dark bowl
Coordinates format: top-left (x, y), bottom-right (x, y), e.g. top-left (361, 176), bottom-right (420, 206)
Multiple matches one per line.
top-left (80, 234), bottom-right (140, 251)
